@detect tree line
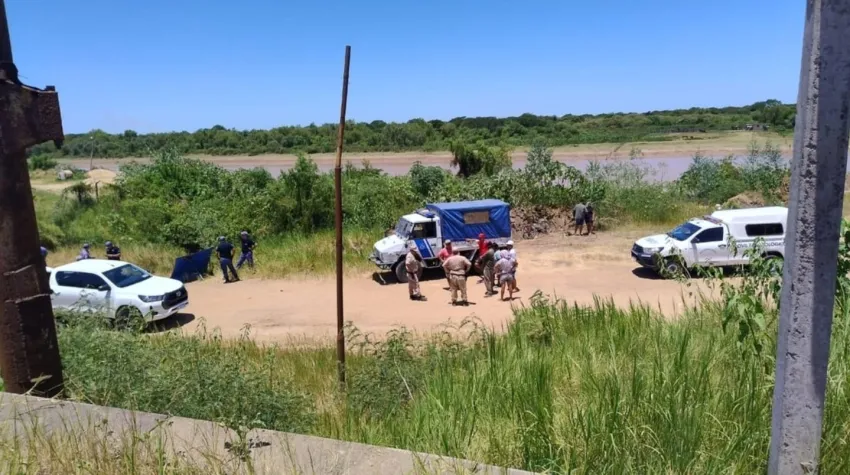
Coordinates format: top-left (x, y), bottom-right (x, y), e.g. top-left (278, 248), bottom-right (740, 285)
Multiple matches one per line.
top-left (29, 100), bottom-right (795, 159)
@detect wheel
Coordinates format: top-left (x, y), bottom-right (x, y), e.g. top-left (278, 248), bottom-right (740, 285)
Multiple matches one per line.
top-left (660, 258), bottom-right (690, 279)
top-left (763, 254), bottom-right (784, 276)
top-left (114, 306), bottom-right (144, 331)
top-left (393, 262), bottom-right (423, 284)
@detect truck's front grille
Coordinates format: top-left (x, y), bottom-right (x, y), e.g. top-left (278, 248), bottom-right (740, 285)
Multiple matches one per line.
top-left (162, 287), bottom-right (188, 309)
top-left (632, 244), bottom-right (643, 254)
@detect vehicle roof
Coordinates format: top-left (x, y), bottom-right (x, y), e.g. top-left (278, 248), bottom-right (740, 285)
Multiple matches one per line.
top-left (426, 199), bottom-right (509, 212)
top-left (710, 206), bottom-right (788, 223)
top-left (53, 259), bottom-right (133, 273)
top-left (402, 213), bottom-right (431, 223)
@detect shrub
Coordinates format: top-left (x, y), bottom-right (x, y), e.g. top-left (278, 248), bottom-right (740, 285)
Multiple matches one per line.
top-left (28, 154), bottom-right (58, 171)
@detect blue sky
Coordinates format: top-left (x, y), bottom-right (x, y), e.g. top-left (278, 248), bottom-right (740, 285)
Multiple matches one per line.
top-left (7, 0), bottom-right (804, 134)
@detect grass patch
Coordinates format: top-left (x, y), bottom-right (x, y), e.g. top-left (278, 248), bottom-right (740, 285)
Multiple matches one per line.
top-left (18, 287), bottom-right (848, 473)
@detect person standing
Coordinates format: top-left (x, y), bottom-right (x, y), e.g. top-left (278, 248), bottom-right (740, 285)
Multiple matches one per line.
top-left (476, 233), bottom-right (487, 284)
top-left (236, 231), bottom-right (256, 270)
top-left (40, 246), bottom-right (48, 259)
top-left (437, 240), bottom-right (453, 288)
top-left (477, 242), bottom-right (497, 296)
top-left (76, 243), bottom-right (91, 261)
top-left (573, 202), bottom-right (588, 236)
top-left (495, 253), bottom-right (516, 302)
top-left (105, 241), bottom-right (122, 261)
top-left (216, 236), bottom-right (240, 283)
top-left (442, 249), bottom-right (472, 306)
top-left (586, 202), bottom-right (596, 235)
top-left (405, 243), bottom-right (426, 301)
top-left (505, 240), bottom-right (519, 292)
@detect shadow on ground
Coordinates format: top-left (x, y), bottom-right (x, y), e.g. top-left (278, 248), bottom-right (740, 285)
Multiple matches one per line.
top-left (147, 313), bottom-right (196, 333)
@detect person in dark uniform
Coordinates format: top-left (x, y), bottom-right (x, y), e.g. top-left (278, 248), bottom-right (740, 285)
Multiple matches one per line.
top-left (105, 241), bottom-right (122, 260)
top-left (216, 236), bottom-right (240, 283)
top-left (236, 231), bottom-right (256, 270)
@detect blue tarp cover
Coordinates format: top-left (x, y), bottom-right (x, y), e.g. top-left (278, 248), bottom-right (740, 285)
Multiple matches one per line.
top-left (170, 247), bottom-right (213, 283)
top-left (426, 199), bottom-right (512, 241)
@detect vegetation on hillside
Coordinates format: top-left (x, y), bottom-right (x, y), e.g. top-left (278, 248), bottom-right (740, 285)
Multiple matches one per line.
top-left (7, 245), bottom-right (849, 473)
top-left (34, 140), bottom-right (788, 277)
top-left (28, 100), bottom-right (795, 158)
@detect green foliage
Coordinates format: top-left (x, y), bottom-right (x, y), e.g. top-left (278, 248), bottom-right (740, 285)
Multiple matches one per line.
top-left (677, 142), bottom-right (789, 205)
top-left (449, 141), bottom-right (512, 178)
top-left (28, 101), bottom-right (796, 159)
top-left (28, 154), bottom-right (58, 171)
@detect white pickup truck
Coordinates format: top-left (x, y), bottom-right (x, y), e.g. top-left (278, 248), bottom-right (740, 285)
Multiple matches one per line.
top-left (631, 206), bottom-right (788, 277)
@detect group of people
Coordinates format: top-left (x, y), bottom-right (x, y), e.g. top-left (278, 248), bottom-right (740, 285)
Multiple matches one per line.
top-left (404, 234), bottom-right (520, 305)
top-left (215, 231), bottom-right (256, 283)
top-left (572, 202), bottom-right (596, 236)
top-left (69, 241), bottom-right (123, 262)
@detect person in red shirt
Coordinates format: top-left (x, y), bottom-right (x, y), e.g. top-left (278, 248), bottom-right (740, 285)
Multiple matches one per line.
top-left (437, 240), bottom-right (452, 288)
top-left (476, 233), bottom-right (487, 284)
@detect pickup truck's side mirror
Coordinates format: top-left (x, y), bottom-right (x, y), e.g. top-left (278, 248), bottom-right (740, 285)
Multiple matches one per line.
top-left (97, 284), bottom-right (110, 292)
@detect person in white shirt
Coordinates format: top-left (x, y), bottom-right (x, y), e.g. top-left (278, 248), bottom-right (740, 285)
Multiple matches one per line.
top-left (505, 240), bottom-right (519, 292)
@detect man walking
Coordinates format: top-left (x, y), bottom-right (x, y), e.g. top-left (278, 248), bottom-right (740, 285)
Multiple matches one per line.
top-left (505, 240), bottom-right (519, 292)
top-left (236, 231), bottom-right (256, 270)
top-left (437, 240), bottom-right (453, 288)
top-left (442, 249), bottom-right (472, 306)
top-left (495, 253), bottom-right (516, 302)
top-left (105, 241), bottom-right (122, 261)
top-left (573, 202), bottom-right (588, 236)
top-left (405, 243), bottom-right (427, 301)
top-left (477, 242), bottom-right (497, 296)
top-left (216, 236), bottom-right (240, 283)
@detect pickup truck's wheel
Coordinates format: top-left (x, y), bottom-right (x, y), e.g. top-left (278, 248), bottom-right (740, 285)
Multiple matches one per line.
top-left (393, 262), bottom-right (423, 284)
top-left (661, 258), bottom-right (689, 279)
top-left (114, 306), bottom-right (144, 331)
top-left (763, 254), bottom-right (784, 276)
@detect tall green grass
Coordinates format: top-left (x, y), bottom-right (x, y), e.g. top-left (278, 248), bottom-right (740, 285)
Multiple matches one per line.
top-left (23, 286), bottom-right (848, 473)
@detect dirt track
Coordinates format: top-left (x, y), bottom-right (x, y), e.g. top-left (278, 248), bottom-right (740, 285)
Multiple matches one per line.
top-left (178, 230), bottom-right (713, 344)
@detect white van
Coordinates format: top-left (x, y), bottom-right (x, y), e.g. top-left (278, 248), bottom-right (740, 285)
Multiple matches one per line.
top-left (631, 206), bottom-right (788, 277)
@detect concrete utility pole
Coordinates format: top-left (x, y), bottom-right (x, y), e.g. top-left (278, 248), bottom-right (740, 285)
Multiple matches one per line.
top-left (769, 1), bottom-right (850, 473)
top-left (0, 0), bottom-right (65, 397)
top-left (333, 46), bottom-right (351, 388)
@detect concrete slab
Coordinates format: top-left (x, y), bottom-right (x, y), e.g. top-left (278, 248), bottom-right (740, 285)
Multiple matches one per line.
top-left (0, 393), bottom-right (536, 474)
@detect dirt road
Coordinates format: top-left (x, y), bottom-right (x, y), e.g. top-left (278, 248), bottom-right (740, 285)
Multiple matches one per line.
top-left (178, 231), bottom-right (713, 344)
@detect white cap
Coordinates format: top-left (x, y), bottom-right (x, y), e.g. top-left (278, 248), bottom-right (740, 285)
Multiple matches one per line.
top-left (445, 240), bottom-right (452, 244)
top-left (507, 240), bottom-right (514, 246)
top-left (408, 242), bottom-right (417, 250)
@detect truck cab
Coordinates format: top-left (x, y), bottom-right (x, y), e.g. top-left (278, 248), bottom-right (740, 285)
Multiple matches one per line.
top-left (631, 206), bottom-right (788, 277)
top-left (371, 199), bottom-right (512, 283)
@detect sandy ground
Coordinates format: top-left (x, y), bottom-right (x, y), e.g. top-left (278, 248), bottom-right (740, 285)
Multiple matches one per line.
top-left (58, 131), bottom-right (794, 179)
top-left (175, 230), bottom-right (714, 345)
top-left (31, 169), bottom-right (117, 193)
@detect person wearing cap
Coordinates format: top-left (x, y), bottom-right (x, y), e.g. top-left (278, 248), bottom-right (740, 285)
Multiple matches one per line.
top-left (505, 240), bottom-right (519, 292)
top-left (494, 251), bottom-right (517, 302)
top-left (105, 240), bottom-right (122, 261)
top-left (236, 230), bottom-right (256, 270)
top-left (215, 236), bottom-right (240, 283)
top-left (404, 242), bottom-right (426, 301)
top-left (76, 243), bottom-right (91, 261)
top-left (442, 248), bottom-right (472, 306)
top-left (437, 240), bottom-right (453, 289)
top-left (40, 246), bottom-right (48, 259)
top-left (476, 241), bottom-right (497, 297)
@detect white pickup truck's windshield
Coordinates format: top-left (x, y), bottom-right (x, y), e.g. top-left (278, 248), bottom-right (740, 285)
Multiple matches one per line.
top-left (103, 264), bottom-right (152, 288)
top-left (668, 222), bottom-right (701, 241)
top-left (395, 218), bottom-right (413, 239)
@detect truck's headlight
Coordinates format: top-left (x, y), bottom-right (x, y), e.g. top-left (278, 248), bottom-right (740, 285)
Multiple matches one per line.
top-left (139, 295), bottom-right (165, 303)
top-left (644, 247), bottom-right (663, 254)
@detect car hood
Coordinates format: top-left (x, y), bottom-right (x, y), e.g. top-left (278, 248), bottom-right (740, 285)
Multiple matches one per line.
top-left (375, 234), bottom-right (406, 253)
top-left (636, 234), bottom-right (673, 248)
top-left (119, 276), bottom-right (183, 296)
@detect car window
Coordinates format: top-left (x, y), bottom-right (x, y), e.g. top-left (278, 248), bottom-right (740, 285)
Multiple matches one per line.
top-left (694, 227), bottom-right (724, 243)
top-left (668, 222), bottom-right (701, 241)
top-left (745, 223), bottom-right (784, 237)
top-left (55, 271), bottom-right (107, 289)
top-left (103, 264), bottom-right (152, 288)
top-left (410, 221), bottom-right (437, 239)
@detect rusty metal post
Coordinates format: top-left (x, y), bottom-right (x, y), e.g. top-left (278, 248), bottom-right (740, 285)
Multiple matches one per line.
top-left (0, 0), bottom-right (65, 397)
top-left (334, 46), bottom-right (351, 388)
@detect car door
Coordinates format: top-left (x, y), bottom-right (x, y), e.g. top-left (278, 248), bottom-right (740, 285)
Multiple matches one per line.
top-left (690, 227), bottom-right (728, 265)
top-left (52, 271), bottom-right (86, 310)
top-left (75, 272), bottom-right (113, 314)
top-left (411, 221), bottom-right (440, 260)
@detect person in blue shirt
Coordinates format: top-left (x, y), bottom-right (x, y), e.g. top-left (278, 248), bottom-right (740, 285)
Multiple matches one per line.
top-left (236, 231), bottom-right (256, 270)
top-left (76, 243), bottom-right (91, 261)
top-left (105, 241), bottom-right (122, 261)
top-left (215, 236), bottom-right (240, 283)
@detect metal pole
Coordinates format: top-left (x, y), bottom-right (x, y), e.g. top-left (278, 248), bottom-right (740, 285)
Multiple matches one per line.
top-left (768, 1), bottom-right (850, 473)
top-left (334, 45), bottom-right (351, 388)
top-left (0, 0), bottom-right (65, 397)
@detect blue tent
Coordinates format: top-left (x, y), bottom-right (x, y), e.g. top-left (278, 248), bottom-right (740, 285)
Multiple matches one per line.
top-left (170, 247), bottom-right (213, 283)
top-left (425, 199), bottom-right (512, 241)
